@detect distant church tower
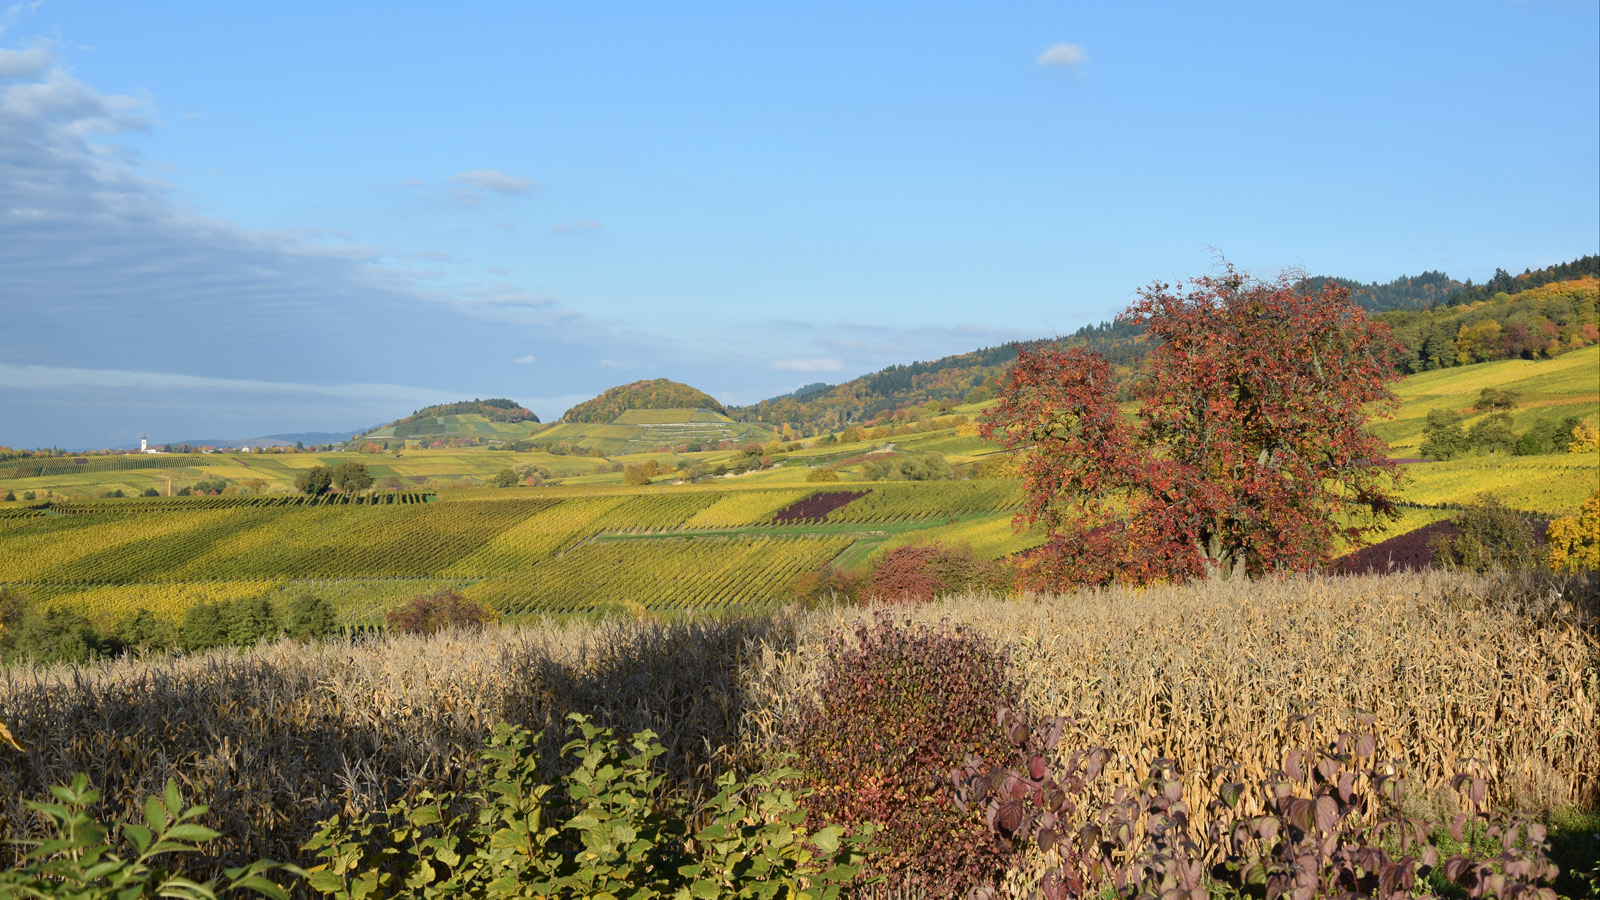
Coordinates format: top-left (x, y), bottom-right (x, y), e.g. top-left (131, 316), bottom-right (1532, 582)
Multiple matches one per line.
top-left (140, 433), bottom-right (148, 453)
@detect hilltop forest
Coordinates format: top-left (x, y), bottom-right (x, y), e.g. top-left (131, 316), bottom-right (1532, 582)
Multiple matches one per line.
top-left (734, 255), bottom-right (1599, 435)
top-left (393, 398), bottom-right (539, 425)
top-left (561, 379), bottom-right (727, 423)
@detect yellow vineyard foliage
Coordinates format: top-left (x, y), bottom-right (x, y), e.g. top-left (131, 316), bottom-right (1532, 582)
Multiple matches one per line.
top-left (1569, 419), bottom-right (1600, 453)
top-left (1546, 491), bottom-right (1600, 572)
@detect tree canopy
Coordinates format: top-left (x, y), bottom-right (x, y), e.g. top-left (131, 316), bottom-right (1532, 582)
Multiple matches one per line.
top-left (384, 398), bottom-right (540, 427)
top-left (332, 461), bottom-right (374, 493)
top-left (983, 265), bottom-right (1402, 588)
top-left (561, 379), bottom-right (725, 423)
top-left (295, 466), bottom-right (332, 496)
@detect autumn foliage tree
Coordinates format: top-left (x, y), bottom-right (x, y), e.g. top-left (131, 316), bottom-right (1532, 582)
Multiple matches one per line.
top-left (983, 265), bottom-right (1402, 587)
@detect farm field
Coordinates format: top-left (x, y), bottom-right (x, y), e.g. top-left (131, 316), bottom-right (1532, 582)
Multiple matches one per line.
top-left (1, 570), bottom-right (1594, 895)
top-left (2, 351), bottom-right (1596, 630)
top-left (1372, 344), bottom-right (1600, 453)
top-left (0, 481), bottom-right (1032, 626)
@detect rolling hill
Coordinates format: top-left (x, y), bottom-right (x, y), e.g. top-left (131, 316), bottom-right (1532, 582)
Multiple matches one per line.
top-left (561, 379), bottom-right (726, 423)
top-left (529, 408), bottom-right (775, 455)
top-left (361, 399), bottom-right (542, 446)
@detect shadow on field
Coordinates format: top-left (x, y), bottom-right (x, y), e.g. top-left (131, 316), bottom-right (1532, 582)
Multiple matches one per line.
top-left (0, 613), bottom-right (797, 877)
top-left (498, 614), bottom-right (795, 795)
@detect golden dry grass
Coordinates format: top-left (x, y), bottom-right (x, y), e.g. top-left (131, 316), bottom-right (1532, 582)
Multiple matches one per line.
top-left (1, 569), bottom-right (1594, 882)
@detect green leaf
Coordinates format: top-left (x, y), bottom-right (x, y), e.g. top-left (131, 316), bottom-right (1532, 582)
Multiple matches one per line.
top-left (811, 825), bottom-right (843, 854)
top-left (123, 823), bottom-right (153, 855)
top-left (306, 870), bottom-right (348, 892)
top-left (146, 795), bottom-right (168, 832)
top-left (162, 824), bottom-right (222, 843)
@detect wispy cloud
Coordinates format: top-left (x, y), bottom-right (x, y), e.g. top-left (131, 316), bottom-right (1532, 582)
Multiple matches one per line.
top-left (0, 49), bottom-right (649, 447)
top-left (1037, 43), bottom-right (1088, 68)
top-left (552, 220), bottom-right (604, 233)
top-left (0, 362), bottom-right (463, 402)
top-left (771, 357), bottom-right (844, 373)
top-left (0, 3), bottom-right (43, 39)
top-left (450, 168), bottom-right (537, 194)
top-left (513, 354), bottom-right (537, 364)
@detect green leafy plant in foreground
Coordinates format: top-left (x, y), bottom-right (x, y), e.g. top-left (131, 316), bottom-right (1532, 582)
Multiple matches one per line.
top-left (0, 774), bottom-right (298, 899)
top-left (302, 714), bottom-right (875, 899)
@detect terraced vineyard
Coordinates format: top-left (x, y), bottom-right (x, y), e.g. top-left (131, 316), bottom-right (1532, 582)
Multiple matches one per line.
top-left (468, 534), bottom-right (856, 613)
top-left (0, 482), bottom-right (1036, 625)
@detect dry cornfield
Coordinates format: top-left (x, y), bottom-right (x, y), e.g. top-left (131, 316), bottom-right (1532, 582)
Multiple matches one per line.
top-left (0, 569), bottom-right (1595, 881)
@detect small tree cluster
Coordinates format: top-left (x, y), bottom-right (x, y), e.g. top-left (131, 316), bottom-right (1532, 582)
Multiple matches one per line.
top-left (295, 462), bottom-right (373, 496)
top-left (622, 460), bottom-right (660, 485)
top-left (176, 592), bottom-right (340, 653)
top-left (0, 589), bottom-right (338, 664)
top-left (868, 543), bottom-right (1017, 602)
top-left (1420, 390), bottom-right (1586, 460)
top-left (861, 452), bottom-right (955, 481)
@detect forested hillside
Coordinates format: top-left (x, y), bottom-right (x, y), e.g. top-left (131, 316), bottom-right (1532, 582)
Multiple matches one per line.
top-left (731, 319), bottom-right (1145, 433)
top-left (388, 398), bottom-right (540, 426)
top-left (561, 379), bottom-right (726, 423)
top-left (739, 256), bottom-right (1599, 434)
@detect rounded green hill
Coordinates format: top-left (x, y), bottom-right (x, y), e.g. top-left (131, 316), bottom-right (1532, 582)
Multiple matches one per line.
top-left (363, 399), bottom-right (542, 443)
top-left (561, 379), bottom-right (726, 424)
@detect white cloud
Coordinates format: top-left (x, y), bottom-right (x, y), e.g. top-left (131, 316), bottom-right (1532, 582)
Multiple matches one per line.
top-left (598, 359), bottom-right (627, 368)
top-left (0, 50), bottom-right (657, 446)
top-left (0, 362), bottom-right (462, 403)
top-left (1036, 43), bottom-right (1088, 68)
top-left (513, 354), bottom-right (537, 364)
top-left (450, 168), bottom-right (537, 194)
top-left (0, 38), bottom-right (51, 78)
top-left (552, 220), bottom-right (604, 233)
top-left (771, 357), bottom-right (844, 373)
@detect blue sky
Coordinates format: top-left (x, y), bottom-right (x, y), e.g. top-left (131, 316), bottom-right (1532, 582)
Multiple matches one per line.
top-left (2, 0), bottom-right (1596, 449)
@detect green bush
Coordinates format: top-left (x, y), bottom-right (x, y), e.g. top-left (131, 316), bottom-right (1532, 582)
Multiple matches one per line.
top-left (179, 600), bottom-right (230, 652)
top-left (283, 592), bottom-right (339, 641)
top-left (303, 715), bottom-right (873, 899)
top-left (225, 595), bottom-right (281, 646)
top-left (1, 605), bottom-right (104, 666)
top-left (117, 607), bottom-right (177, 653)
top-left (0, 774), bottom-right (298, 898)
top-left (296, 466), bottom-right (333, 496)
top-left (1431, 494), bottom-right (1545, 573)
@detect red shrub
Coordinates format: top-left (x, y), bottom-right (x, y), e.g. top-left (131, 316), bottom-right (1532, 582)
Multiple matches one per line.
top-left (869, 542), bottom-right (1016, 603)
top-left (384, 589), bottom-right (496, 636)
top-left (794, 612), bottom-right (1020, 894)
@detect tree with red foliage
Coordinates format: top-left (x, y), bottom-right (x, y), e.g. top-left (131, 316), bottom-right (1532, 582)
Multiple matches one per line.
top-left (983, 264), bottom-right (1402, 587)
